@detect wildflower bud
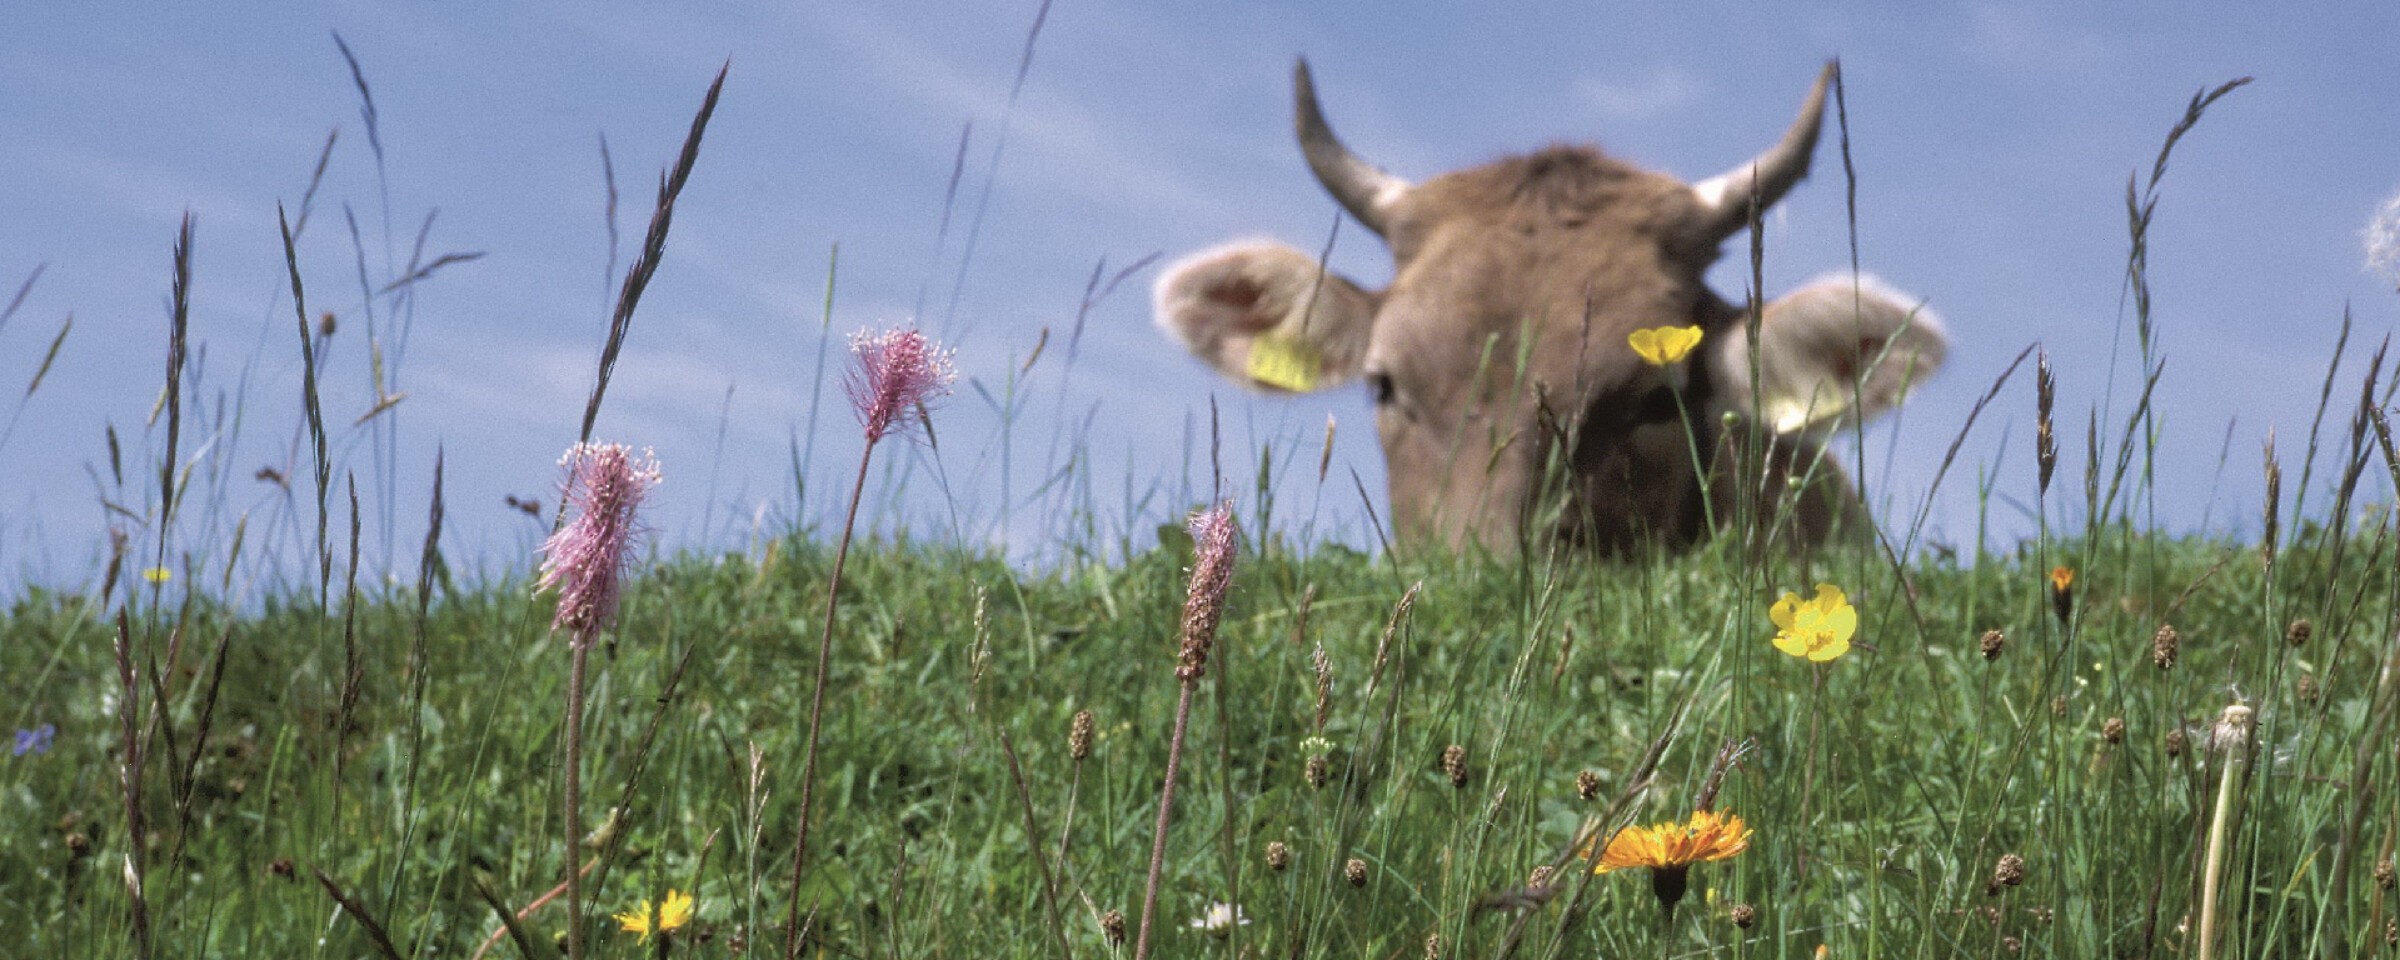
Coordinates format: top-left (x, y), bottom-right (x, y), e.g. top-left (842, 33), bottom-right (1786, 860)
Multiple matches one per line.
top-left (1979, 629), bottom-right (2006, 661)
top-left (2372, 857), bottom-right (2395, 891)
top-left (65, 832), bottom-right (91, 859)
top-left (1176, 503), bottom-right (1238, 683)
top-left (1423, 932), bottom-right (1443, 960)
top-left (2164, 728), bottom-right (2188, 758)
top-left (1526, 865), bottom-right (1554, 889)
top-left (1441, 744), bottom-right (1469, 789)
top-left (1068, 710), bottom-right (1094, 762)
top-left (1266, 841), bottom-right (1292, 873)
top-left (1988, 853), bottom-right (2026, 895)
top-left (2003, 935), bottom-right (2023, 954)
top-left (1345, 858), bottom-right (1368, 888)
top-left (2297, 673), bottom-right (2318, 704)
top-left (1575, 769), bottom-right (1601, 801)
top-left (2285, 618), bottom-right (2312, 648)
top-left (317, 310), bottom-right (337, 338)
top-left (1305, 754), bottom-right (1330, 790)
top-left (1730, 903), bottom-right (1757, 929)
top-left (2102, 717), bottom-right (2125, 745)
top-left (1099, 909), bottom-right (1127, 947)
top-left (2048, 566), bottom-right (2075, 628)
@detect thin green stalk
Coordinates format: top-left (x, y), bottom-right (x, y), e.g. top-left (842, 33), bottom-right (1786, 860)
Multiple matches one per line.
top-left (788, 446), bottom-right (875, 959)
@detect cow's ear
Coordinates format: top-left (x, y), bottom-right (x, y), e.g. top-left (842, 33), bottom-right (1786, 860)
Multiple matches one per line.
top-left (1710, 274), bottom-right (1948, 434)
top-left (1154, 240), bottom-right (1378, 393)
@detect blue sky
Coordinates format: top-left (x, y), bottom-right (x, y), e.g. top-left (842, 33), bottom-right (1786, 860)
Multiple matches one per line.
top-left (2, 2), bottom-right (2396, 591)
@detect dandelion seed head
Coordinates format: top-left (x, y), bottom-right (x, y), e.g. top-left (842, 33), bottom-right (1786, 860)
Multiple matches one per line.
top-left (2366, 190), bottom-right (2400, 288)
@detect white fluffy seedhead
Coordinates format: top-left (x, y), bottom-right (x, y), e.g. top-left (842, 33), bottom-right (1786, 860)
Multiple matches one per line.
top-left (1710, 273), bottom-right (1948, 434)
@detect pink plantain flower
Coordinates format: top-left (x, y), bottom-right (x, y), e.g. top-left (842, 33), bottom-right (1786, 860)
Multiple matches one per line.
top-left (1176, 502), bottom-right (1238, 681)
top-left (536, 442), bottom-right (662, 644)
top-left (845, 326), bottom-right (958, 446)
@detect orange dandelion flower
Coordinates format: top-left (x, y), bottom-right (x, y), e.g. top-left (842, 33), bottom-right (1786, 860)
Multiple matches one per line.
top-left (1586, 809), bottom-right (1752, 918)
top-left (2049, 566), bottom-right (2076, 627)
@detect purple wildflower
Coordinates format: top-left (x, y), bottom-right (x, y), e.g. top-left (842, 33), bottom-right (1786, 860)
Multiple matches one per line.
top-left (536, 442), bottom-right (661, 644)
top-left (1176, 502), bottom-right (1238, 681)
top-left (13, 723), bottom-right (54, 756)
top-left (845, 327), bottom-right (958, 446)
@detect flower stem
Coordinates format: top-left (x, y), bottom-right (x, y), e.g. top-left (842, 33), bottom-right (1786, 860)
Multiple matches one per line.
top-left (565, 640), bottom-right (589, 960)
top-left (787, 443), bottom-right (876, 959)
top-left (2197, 705), bottom-right (2251, 960)
top-left (1134, 679), bottom-right (1199, 960)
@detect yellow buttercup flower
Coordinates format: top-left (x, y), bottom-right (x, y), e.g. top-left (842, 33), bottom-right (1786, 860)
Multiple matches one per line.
top-left (1627, 325), bottom-right (1704, 366)
top-left (1770, 584), bottom-right (1857, 662)
top-left (141, 566), bottom-right (173, 584)
top-left (614, 889), bottom-right (694, 942)
top-left (1589, 809), bottom-right (1752, 874)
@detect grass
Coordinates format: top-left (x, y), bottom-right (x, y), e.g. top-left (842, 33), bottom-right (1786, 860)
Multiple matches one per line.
top-left (5, 33), bottom-right (2400, 960)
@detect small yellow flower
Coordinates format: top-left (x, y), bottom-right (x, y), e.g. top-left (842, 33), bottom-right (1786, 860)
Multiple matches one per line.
top-left (141, 566), bottom-right (173, 584)
top-left (1627, 325), bottom-right (1704, 366)
top-left (2048, 566), bottom-right (2076, 626)
top-left (1770, 584), bottom-right (1857, 662)
top-left (1588, 809), bottom-right (1752, 875)
top-left (2048, 566), bottom-right (2075, 592)
top-left (614, 889), bottom-right (694, 942)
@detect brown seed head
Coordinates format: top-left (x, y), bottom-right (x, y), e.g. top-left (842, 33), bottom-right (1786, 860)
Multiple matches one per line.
top-left (1266, 841), bottom-right (1292, 873)
top-left (2385, 917), bottom-right (2398, 947)
top-left (65, 832), bottom-right (91, 858)
top-left (2164, 727), bottom-right (2188, 757)
top-left (1575, 769), bottom-right (1601, 801)
top-left (2102, 717), bottom-right (2125, 745)
top-left (2002, 935), bottom-right (2023, 954)
top-left (2285, 618), bottom-right (2313, 648)
top-left (1423, 932), bottom-right (1443, 960)
top-left (1979, 629), bottom-right (2006, 661)
top-left (2035, 350), bottom-right (2057, 496)
top-left (1305, 753), bottom-right (1330, 790)
top-left (2152, 624), bottom-right (2180, 671)
top-left (1441, 744), bottom-right (1469, 789)
top-left (268, 856), bottom-right (293, 879)
top-left (2050, 694), bottom-right (2067, 718)
top-left (1730, 903), bottom-right (1757, 928)
top-left (1345, 858), bottom-right (1368, 888)
top-left (1526, 864), bottom-right (1554, 889)
top-left (2372, 857), bottom-right (2395, 891)
top-left (1069, 709), bottom-right (1094, 762)
top-left (2297, 673), bottom-right (2319, 704)
top-left (1099, 909), bottom-right (1127, 947)
top-left (1310, 643), bottom-right (1334, 730)
top-left (317, 310), bottom-right (337, 338)
top-left (1988, 853), bottom-right (2026, 895)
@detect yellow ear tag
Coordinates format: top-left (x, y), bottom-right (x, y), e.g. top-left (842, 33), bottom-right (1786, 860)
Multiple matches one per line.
top-left (1246, 335), bottom-right (1323, 392)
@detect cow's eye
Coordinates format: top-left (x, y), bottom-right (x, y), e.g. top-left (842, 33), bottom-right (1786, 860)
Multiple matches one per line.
top-left (1366, 371), bottom-right (1397, 406)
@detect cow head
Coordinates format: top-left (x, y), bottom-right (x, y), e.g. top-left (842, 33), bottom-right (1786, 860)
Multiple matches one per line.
top-left (1155, 60), bottom-right (1947, 553)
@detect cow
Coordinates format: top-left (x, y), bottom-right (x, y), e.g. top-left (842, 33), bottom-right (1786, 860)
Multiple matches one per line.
top-left (1153, 59), bottom-right (1948, 554)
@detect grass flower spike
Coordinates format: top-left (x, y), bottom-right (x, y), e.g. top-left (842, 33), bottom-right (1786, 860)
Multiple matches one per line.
top-left (1628, 325), bottom-right (1704, 366)
top-left (1177, 501), bottom-right (1238, 681)
top-left (615, 889), bottom-right (695, 942)
top-left (536, 442), bottom-right (661, 643)
top-left (1770, 584), bottom-right (1856, 662)
top-left (846, 326), bottom-right (957, 445)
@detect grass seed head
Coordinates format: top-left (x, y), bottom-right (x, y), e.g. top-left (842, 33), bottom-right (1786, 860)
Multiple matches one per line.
top-left (2297, 673), bottom-right (2319, 704)
top-left (1176, 502), bottom-right (1238, 682)
top-left (1730, 903), bottom-right (1757, 928)
top-left (1345, 858), bottom-right (1368, 887)
top-left (2151, 624), bottom-right (2180, 671)
top-left (1306, 753), bottom-right (1330, 790)
top-left (1069, 709), bottom-right (1094, 762)
top-left (1527, 864), bottom-right (1554, 889)
top-left (1441, 744), bottom-right (1468, 789)
top-left (2164, 728), bottom-right (2188, 757)
top-left (2102, 717), bottom-right (2125, 744)
top-left (1423, 932), bottom-right (1443, 960)
top-left (2285, 618), bottom-right (2312, 648)
top-left (1266, 841), bottom-right (1292, 873)
top-left (2372, 857), bottom-right (2395, 891)
top-left (1979, 629), bottom-right (2006, 661)
top-left (1100, 909), bottom-right (1126, 947)
top-left (1576, 769), bottom-right (1601, 801)
top-left (1988, 853), bottom-right (2026, 895)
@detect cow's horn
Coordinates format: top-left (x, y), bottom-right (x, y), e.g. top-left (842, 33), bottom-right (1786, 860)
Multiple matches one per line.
top-left (1690, 60), bottom-right (1837, 242)
top-left (1295, 58), bottom-right (1410, 235)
